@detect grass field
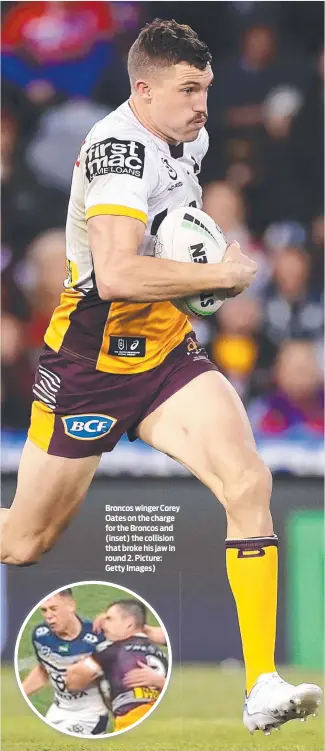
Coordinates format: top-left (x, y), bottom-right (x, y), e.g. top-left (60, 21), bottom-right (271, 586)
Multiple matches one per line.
top-left (17, 582), bottom-right (161, 717)
top-left (2, 664), bottom-right (323, 751)
top-left (9, 583), bottom-right (324, 750)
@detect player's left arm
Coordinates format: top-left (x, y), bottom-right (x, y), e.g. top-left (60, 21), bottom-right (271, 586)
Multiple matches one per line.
top-left (65, 657), bottom-right (103, 691)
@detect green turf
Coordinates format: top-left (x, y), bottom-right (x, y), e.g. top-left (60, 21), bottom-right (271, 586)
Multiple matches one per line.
top-left (17, 583), bottom-right (160, 716)
top-left (2, 665), bottom-right (323, 751)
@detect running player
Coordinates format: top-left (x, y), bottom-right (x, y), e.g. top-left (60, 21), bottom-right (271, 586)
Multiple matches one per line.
top-left (66, 600), bottom-right (168, 731)
top-left (3, 19), bottom-right (321, 733)
top-left (22, 589), bottom-right (109, 735)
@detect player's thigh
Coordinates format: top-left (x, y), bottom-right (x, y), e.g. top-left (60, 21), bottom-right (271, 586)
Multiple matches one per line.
top-left (136, 370), bottom-right (267, 503)
top-left (3, 439), bottom-right (100, 546)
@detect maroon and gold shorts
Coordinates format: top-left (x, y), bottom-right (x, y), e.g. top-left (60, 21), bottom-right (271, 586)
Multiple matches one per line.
top-left (28, 333), bottom-right (217, 458)
top-left (114, 702), bottom-right (155, 731)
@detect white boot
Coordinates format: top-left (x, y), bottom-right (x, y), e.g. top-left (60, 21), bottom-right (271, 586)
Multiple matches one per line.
top-left (243, 672), bottom-right (322, 735)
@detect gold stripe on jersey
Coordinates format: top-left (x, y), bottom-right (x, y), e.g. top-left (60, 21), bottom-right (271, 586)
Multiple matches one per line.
top-left (86, 204), bottom-right (147, 224)
top-left (28, 400), bottom-right (55, 451)
top-left (44, 291), bottom-right (83, 352)
top-left (96, 301), bottom-right (192, 374)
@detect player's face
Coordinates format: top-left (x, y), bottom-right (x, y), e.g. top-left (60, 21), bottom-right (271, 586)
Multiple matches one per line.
top-left (149, 63), bottom-right (213, 143)
top-left (103, 605), bottom-right (134, 641)
top-left (40, 595), bottom-right (75, 635)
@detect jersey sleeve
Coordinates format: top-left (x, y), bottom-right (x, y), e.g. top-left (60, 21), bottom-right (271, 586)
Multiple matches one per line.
top-left (91, 639), bottom-right (114, 671)
top-left (83, 135), bottom-right (159, 226)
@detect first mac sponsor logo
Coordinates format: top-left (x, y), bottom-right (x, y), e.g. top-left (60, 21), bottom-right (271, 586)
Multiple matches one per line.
top-left (62, 414), bottom-right (117, 440)
top-left (85, 138), bottom-right (145, 182)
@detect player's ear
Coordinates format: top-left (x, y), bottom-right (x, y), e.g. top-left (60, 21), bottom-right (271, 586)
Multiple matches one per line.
top-left (135, 80), bottom-right (152, 102)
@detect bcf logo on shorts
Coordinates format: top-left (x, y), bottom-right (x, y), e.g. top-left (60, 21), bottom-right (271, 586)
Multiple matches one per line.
top-left (62, 414), bottom-right (117, 440)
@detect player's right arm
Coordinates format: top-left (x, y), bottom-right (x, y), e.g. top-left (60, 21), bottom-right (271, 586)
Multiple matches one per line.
top-left (22, 664), bottom-right (49, 696)
top-left (65, 657), bottom-right (103, 691)
top-left (88, 217), bottom-right (256, 302)
top-left (83, 131), bottom-right (256, 302)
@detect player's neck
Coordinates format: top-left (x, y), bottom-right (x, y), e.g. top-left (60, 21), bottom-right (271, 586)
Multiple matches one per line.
top-left (128, 96), bottom-right (179, 146)
top-left (55, 615), bottom-right (81, 640)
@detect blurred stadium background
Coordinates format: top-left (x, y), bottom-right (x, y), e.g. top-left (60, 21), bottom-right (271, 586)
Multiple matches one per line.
top-left (1, 2), bottom-right (324, 750)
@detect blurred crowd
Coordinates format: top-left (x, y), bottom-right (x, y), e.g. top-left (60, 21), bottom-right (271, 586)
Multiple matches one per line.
top-left (1, 1), bottom-right (324, 438)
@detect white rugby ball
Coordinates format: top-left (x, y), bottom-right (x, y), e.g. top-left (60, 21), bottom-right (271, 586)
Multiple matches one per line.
top-left (154, 206), bottom-right (227, 316)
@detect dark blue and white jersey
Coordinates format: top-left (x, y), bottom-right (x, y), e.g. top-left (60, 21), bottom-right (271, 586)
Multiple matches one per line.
top-left (32, 617), bottom-right (107, 713)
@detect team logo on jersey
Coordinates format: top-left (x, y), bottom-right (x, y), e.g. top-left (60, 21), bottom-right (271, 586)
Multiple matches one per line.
top-left (62, 414), bottom-right (117, 440)
top-left (85, 138), bottom-right (145, 182)
top-left (38, 645), bottom-right (51, 657)
top-left (161, 158), bottom-right (177, 180)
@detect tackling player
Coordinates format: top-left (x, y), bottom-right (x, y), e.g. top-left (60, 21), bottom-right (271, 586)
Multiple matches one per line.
top-left (3, 19), bottom-right (321, 733)
top-left (66, 600), bottom-right (168, 731)
top-left (22, 589), bottom-right (109, 735)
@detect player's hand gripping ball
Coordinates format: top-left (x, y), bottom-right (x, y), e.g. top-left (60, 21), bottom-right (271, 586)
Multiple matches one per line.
top-left (154, 206), bottom-right (227, 316)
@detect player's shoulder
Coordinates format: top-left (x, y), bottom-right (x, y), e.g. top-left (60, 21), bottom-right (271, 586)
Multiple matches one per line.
top-left (94, 638), bottom-right (114, 654)
top-left (124, 634), bottom-right (153, 651)
top-left (85, 101), bottom-right (156, 152)
top-left (32, 622), bottom-right (51, 643)
top-left (76, 617), bottom-right (104, 646)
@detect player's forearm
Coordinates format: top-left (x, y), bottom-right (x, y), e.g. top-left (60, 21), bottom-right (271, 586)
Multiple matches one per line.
top-left (144, 625), bottom-right (166, 645)
top-left (22, 665), bottom-right (48, 696)
top-left (66, 659), bottom-right (101, 691)
top-left (98, 255), bottom-right (230, 302)
top-left (66, 665), bottom-right (89, 690)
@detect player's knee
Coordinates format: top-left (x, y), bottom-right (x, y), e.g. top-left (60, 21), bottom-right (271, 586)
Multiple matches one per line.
top-left (223, 459), bottom-right (272, 513)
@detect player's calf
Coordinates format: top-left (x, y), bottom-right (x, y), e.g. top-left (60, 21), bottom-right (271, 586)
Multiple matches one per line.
top-left (222, 459), bottom-right (273, 539)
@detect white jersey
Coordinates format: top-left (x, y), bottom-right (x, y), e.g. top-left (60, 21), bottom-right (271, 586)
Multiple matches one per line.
top-left (32, 620), bottom-right (107, 715)
top-left (44, 100), bottom-right (209, 374)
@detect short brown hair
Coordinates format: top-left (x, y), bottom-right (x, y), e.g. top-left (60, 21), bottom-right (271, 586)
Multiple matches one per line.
top-left (128, 18), bottom-right (211, 89)
top-left (59, 588), bottom-right (73, 598)
top-left (108, 599), bottom-right (147, 628)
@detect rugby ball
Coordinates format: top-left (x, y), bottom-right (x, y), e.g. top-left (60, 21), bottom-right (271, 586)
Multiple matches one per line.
top-left (154, 206), bottom-right (227, 316)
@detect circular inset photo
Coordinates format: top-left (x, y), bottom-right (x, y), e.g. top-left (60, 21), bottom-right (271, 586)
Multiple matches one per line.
top-left (15, 581), bottom-right (171, 738)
